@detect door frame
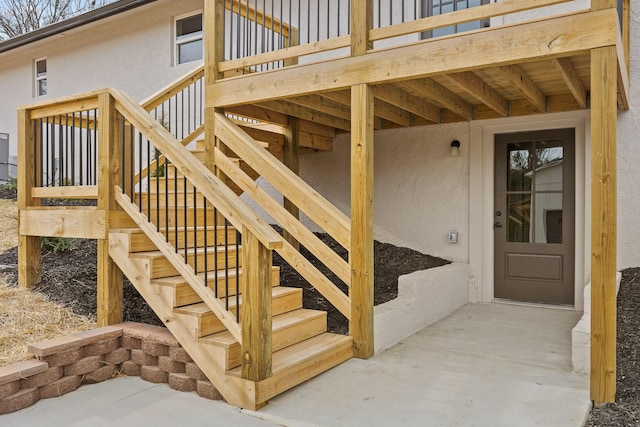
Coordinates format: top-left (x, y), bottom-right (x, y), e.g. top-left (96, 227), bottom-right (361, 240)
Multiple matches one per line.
top-left (469, 111), bottom-right (589, 311)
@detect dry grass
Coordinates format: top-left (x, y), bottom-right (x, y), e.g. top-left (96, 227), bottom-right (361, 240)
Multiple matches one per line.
top-left (0, 198), bottom-right (97, 367)
top-left (0, 282), bottom-right (96, 366)
top-left (0, 199), bottom-right (18, 253)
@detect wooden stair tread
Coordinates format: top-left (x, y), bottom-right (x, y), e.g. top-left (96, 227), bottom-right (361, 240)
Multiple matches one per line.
top-left (229, 333), bottom-right (352, 377)
top-left (175, 287), bottom-right (301, 316)
top-left (201, 308), bottom-right (325, 348)
top-left (130, 245), bottom-right (240, 259)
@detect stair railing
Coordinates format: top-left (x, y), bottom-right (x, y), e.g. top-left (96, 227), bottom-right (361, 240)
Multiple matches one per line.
top-left (19, 88), bottom-right (282, 380)
top-left (213, 112), bottom-right (352, 322)
top-left (135, 65), bottom-right (206, 186)
top-left (111, 88), bottom-right (281, 381)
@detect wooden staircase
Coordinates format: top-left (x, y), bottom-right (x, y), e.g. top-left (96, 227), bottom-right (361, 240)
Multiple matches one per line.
top-left (108, 141), bottom-right (353, 409)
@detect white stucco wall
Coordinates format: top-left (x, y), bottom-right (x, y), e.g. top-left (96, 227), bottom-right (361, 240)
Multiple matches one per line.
top-left (300, 123), bottom-right (470, 263)
top-left (0, 0), bottom-right (204, 160)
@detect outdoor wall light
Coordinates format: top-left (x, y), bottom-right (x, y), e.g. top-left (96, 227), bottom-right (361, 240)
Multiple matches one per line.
top-left (450, 140), bottom-right (461, 157)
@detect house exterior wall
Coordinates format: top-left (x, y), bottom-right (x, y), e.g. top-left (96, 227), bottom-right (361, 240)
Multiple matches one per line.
top-left (0, 0), bottom-right (204, 161)
top-left (300, 123), bottom-right (470, 264)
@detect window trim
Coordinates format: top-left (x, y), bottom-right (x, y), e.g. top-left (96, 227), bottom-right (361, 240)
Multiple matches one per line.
top-left (174, 11), bottom-right (203, 66)
top-left (34, 56), bottom-right (47, 97)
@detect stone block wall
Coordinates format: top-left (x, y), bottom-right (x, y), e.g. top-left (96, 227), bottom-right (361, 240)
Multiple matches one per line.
top-left (0, 322), bottom-right (222, 415)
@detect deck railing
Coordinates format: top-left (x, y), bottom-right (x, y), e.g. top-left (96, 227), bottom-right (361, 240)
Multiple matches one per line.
top-left (218, 0), bottom-right (577, 75)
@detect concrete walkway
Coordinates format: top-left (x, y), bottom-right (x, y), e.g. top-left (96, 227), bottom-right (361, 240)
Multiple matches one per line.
top-left (1, 303), bottom-right (591, 426)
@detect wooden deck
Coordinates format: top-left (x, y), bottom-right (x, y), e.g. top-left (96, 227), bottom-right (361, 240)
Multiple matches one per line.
top-left (16, 0), bottom-right (628, 408)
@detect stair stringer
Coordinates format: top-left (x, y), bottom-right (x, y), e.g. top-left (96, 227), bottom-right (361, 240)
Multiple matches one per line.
top-left (108, 231), bottom-right (261, 409)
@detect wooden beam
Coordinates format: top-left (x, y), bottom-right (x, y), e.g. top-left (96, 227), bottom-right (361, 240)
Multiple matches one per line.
top-left (351, 0), bottom-right (373, 56)
top-left (96, 92), bottom-right (123, 326)
top-left (20, 208), bottom-right (105, 239)
top-left (320, 91), bottom-right (385, 129)
top-left (258, 101), bottom-right (351, 132)
top-left (395, 79), bottom-right (474, 121)
top-left (373, 84), bottom-right (440, 123)
top-left (17, 108), bottom-right (41, 289)
top-left (241, 228), bottom-right (273, 382)
top-left (590, 46), bottom-right (617, 406)
top-left (225, 105), bottom-right (289, 126)
top-left (350, 84), bottom-right (374, 359)
top-left (496, 65), bottom-right (546, 113)
top-left (283, 117), bottom-right (300, 251)
top-left (373, 99), bottom-right (412, 127)
top-left (209, 10), bottom-right (618, 107)
top-left (552, 58), bottom-right (587, 109)
top-left (287, 94), bottom-right (352, 121)
top-left (446, 72), bottom-right (509, 117)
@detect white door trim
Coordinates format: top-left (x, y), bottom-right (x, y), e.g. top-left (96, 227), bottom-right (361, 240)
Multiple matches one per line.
top-left (469, 111), bottom-right (589, 311)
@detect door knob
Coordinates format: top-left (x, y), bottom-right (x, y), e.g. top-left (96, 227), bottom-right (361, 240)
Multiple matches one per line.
top-left (494, 221), bottom-right (503, 228)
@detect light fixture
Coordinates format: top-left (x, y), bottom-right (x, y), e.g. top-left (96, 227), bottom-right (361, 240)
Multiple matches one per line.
top-left (450, 140), bottom-right (461, 157)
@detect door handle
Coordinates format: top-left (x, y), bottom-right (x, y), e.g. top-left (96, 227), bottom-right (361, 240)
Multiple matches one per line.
top-left (494, 221), bottom-right (503, 228)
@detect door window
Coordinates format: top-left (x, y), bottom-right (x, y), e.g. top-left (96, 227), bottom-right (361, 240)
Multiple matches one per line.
top-left (506, 140), bottom-right (564, 244)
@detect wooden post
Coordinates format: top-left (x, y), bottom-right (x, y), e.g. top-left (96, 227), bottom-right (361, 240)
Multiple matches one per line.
top-left (350, 0), bottom-right (373, 56)
top-left (283, 116), bottom-right (300, 250)
top-left (350, 84), bottom-right (374, 359)
top-left (17, 108), bottom-right (41, 289)
top-left (204, 0), bottom-right (225, 172)
top-left (622, 0), bottom-right (630, 73)
top-left (96, 92), bottom-right (123, 326)
top-left (590, 46), bottom-right (618, 406)
top-left (241, 227), bottom-right (273, 381)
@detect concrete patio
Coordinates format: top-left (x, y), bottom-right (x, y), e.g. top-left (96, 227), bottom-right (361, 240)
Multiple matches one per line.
top-left (1, 303), bottom-right (590, 426)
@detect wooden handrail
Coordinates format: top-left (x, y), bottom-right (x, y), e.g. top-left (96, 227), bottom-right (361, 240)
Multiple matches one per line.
top-left (226, 0), bottom-right (293, 38)
top-left (110, 88), bottom-right (283, 252)
top-left (368, 0), bottom-right (574, 42)
top-left (214, 146), bottom-right (352, 319)
top-left (141, 65), bottom-right (205, 112)
top-left (218, 36), bottom-right (351, 73)
top-left (214, 112), bottom-right (351, 251)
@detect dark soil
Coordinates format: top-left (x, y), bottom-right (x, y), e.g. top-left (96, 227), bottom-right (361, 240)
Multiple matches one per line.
top-left (0, 233), bottom-right (449, 335)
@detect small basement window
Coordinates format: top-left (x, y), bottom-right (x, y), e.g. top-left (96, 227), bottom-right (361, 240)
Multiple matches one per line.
top-left (175, 12), bottom-right (203, 65)
top-left (35, 58), bottom-right (47, 97)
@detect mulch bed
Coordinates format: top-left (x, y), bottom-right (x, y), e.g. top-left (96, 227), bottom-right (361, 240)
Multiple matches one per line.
top-left (0, 223), bottom-right (449, 335)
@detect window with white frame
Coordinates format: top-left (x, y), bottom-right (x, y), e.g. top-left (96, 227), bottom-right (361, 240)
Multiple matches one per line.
top-left (35, 58), bottom-right (47, 97)
top-left (422, 0), bottom-right (490, 38)
top-left (175, 12), bottom-right (203, 65)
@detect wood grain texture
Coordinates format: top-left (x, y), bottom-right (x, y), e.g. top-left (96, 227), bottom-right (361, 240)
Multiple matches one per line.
top-left (350, 0), bottom-right (373, 56)
top-left (350, 84), bottom-right (374, 359)
top-left (20, 208), bottom-right (105, 239)
top-left (214, 112), bottom-right (351, 251)
top-left (17, 108), bottom-right (41, 289)
top-left (590, 46), bottom-right (617, 406)
top-left (241, 229), bottom-right (273, 381)
top-left (97, 92), bottom-right (123, 326)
